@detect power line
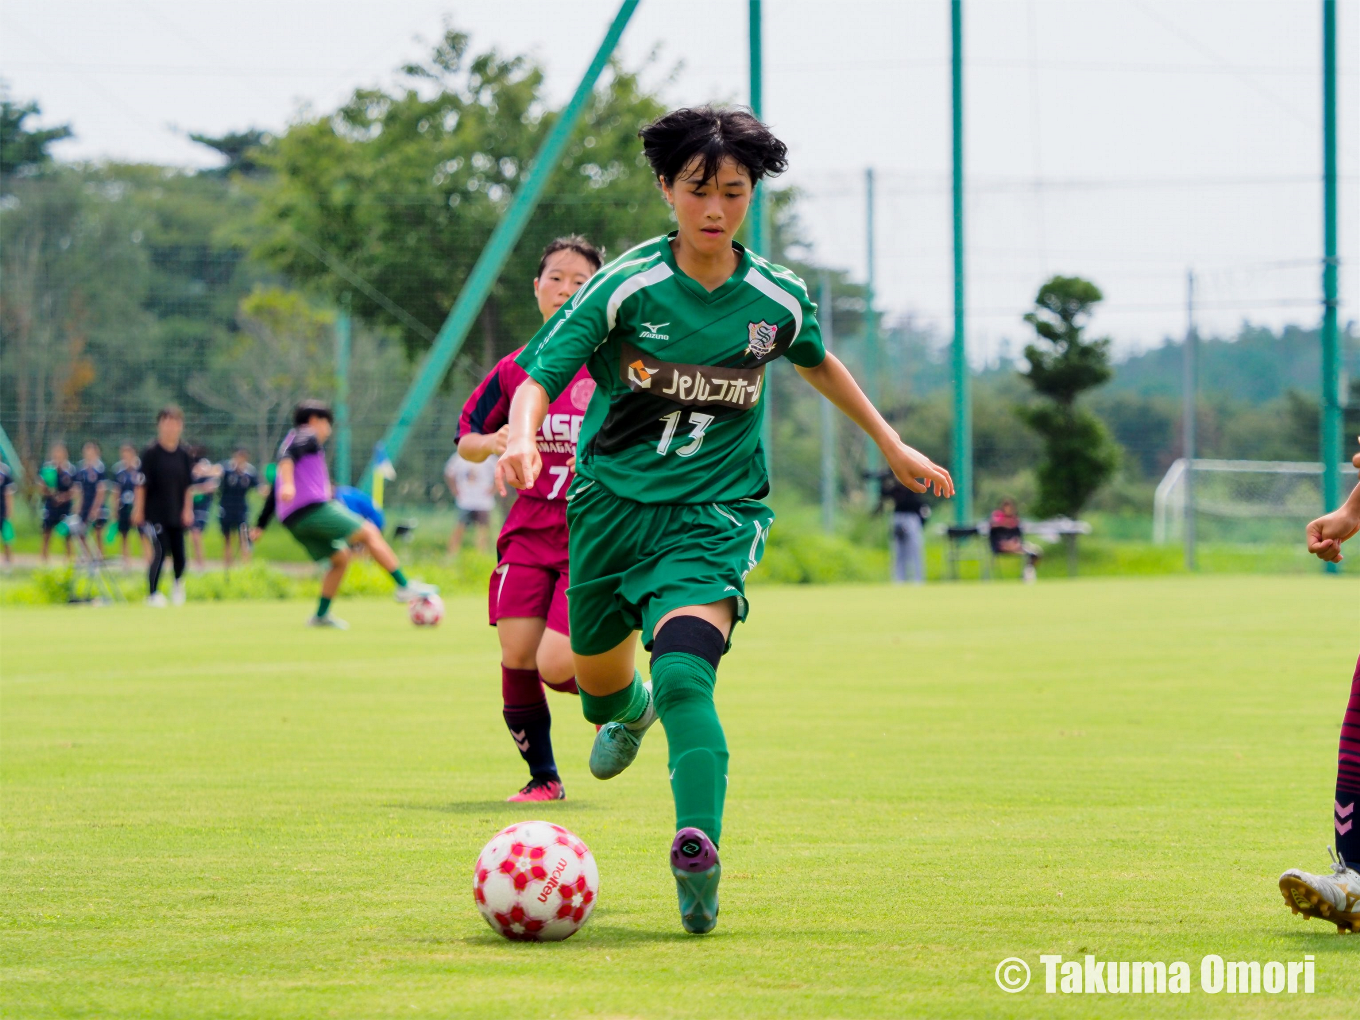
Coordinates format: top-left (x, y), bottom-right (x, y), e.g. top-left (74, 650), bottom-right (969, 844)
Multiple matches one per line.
top-left (1127, 0), bottom-right (1316, 127)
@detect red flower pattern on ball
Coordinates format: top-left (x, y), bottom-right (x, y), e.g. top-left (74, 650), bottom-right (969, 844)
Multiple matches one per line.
top-left (474, 821), bottom-right (599, 942)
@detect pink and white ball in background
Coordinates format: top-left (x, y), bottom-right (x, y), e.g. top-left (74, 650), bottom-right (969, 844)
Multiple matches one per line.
top-left (408, 593), bottom-right (444, 627)
top-left (474, 821), bottom-right (598, 941)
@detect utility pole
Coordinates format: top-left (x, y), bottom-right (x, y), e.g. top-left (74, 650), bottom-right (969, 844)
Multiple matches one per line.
top-left (749, 0), bottom-right (774, 480)
top-left (863, 166), bottom-right (880, 504)
top-left (1183, 270), bottom-right (1197, 571)
top-left (1321, 0), bottom-right (1341, 576)
top-left (820, 275), bottom-right (837, 533)
top-left (335, 306), bottom-right (352, 487)
top-left (951, 0), bottom-right (973, 524)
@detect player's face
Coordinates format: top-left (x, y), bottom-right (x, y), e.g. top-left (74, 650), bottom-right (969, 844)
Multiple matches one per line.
top-left (533, 250), bottom-right (596, 323)
top-left (308, 416), bottom-right (333, 443)
top-left (661, 157), bottom-right (753, 259)
top-left (82, 444), bottom-right (98, 465)
top-left (50, 444), bottom-right (68, 464)
top-left (120, 445), bottom-right (136, 464)
top-left (158, 416), bottom-right (183, 447)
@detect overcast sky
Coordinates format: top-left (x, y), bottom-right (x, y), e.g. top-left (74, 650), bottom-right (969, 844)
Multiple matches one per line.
top-left (2, 0), bottom-right (1356, 362)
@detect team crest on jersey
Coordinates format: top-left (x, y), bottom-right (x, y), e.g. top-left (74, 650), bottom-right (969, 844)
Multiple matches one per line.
top-left (746, 320), bottom-right (777, 359)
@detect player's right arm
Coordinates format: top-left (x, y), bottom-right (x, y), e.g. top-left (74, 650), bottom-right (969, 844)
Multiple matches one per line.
top-left (497, 381), bottom-right (550, 495)
top-left (500, 264), bottom-right (615, 492)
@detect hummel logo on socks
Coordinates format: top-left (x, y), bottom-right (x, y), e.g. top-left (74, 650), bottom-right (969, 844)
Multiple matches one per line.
top-left (1337, 800), bottom-right (1355, 836)
top-left (512, 729), bottom-right (531, 752)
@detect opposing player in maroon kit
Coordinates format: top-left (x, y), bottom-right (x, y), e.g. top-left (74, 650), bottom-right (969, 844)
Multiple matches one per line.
top-left (458, 236), bottom-right (603, 802)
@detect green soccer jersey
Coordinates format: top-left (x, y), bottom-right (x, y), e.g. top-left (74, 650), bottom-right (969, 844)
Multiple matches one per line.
top-left (516, 233), bottom-right (825, 505)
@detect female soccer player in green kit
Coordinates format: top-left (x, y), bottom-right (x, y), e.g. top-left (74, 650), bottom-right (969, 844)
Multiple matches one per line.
top-left (498, 107), bottom-right (953, 934)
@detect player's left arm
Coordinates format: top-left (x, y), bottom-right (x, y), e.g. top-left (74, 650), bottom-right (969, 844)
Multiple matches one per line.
top-left (796, 354), bottom-right (952, 497)
top-left (1306, 446), bottom-right (1360, 562)
top-left (181, 480), bottom-right (194, 528)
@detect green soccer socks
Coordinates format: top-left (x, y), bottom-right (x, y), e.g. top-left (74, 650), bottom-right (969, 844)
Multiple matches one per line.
top-left (580, 670), bottom-right (649, 726)
top-left (652, 651), bottom-right (728, 846)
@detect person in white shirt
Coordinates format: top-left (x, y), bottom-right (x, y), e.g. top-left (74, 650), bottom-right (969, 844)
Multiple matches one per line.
top-left (445, 451), bottom-right (497, 555)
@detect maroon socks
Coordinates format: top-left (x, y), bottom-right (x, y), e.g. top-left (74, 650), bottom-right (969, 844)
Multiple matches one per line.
top-left (1335, 656), bottom-right (1360, 866)
top-left (501, 666), bottom-right (557, 782)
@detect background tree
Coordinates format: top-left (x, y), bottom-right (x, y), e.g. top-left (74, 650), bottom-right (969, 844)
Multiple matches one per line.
top-left (0, 90), bottom-right (72, 186)
top-left (1017, 275), bottom-right (1120, 517)
top-left (189, 286), bottom-right (336, 465)
top-left (251, 28), bottom-right (674, 369)
top-left (189, 128), bottom-right (271, 178)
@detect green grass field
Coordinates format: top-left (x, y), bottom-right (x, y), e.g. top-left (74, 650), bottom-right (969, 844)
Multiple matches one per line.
top-left (3, 577), bottom-right (1358, 1018)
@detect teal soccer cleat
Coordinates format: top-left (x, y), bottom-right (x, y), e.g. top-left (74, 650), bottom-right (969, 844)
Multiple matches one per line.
top-left (670, 827), bottom-right (721, 934)
top-left (588, 681), bottom-right (655, 779)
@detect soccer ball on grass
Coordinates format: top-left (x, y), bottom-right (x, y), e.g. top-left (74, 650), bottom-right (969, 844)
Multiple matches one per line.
top-left (474, 820), bottom-right (598, 941)
top-left (408, 593), bottom-right (444, 626)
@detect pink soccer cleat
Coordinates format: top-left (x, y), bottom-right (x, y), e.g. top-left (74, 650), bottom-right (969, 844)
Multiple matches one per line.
top-left (506, 777), bottom-right (565, 803)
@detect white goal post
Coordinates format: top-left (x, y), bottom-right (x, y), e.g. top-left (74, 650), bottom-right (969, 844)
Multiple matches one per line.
top-left (1153, 459), bottom-right (1360, 544)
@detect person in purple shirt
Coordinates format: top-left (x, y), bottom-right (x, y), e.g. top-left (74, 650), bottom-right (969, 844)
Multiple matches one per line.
top-left (271, 400), bottom-right (433, 629)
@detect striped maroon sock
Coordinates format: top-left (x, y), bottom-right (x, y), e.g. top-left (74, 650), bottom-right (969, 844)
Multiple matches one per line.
top-left (502, 666), bottom-right (557, 781)
top-left (1334, 656), bottom-right (1360, 866)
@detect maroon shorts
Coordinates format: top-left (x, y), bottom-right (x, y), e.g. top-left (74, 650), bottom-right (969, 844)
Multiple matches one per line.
top-left (488, 497), bottom-right (570, 635)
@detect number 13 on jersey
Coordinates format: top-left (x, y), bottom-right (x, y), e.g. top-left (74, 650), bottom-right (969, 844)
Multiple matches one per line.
top-left (656, 410), bottom-right (715, 458)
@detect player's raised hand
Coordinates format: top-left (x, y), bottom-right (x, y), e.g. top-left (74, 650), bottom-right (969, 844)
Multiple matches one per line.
top-left (495, 435), bottom-right (541, 496)
top-left (886, 441), bottom-right (954, 498)
top-left (1307, 507), bottom-right (1360, 562)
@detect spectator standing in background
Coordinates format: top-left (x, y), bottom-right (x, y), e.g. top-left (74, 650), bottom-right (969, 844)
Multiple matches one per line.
top-left (217, 447), bottom-right (258, 571)
top-left (188, 449), bottom-right (220, 572)
top-left (879, 471), bottom-right (930, 585)
top-left (989, 498), bottom-right (1043, 583)
top-left (0, 459), bottom-right (14, 566)
top-left (75, 441), bottom-right (110, 550)
top-left (112, 444), bottom-right (147, 570)
top-left (134, 406), bottom-right (195, 606)
top-left (445, 450), bottom-right (497, 556)
top-left (39, 442), bottom-right (76, 563)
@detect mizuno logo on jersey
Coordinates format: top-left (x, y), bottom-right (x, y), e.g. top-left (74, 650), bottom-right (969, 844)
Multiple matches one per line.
top-left (619, 343), bottom-right (764, 410)
top-left (639, 321), bottom-right (670, 340)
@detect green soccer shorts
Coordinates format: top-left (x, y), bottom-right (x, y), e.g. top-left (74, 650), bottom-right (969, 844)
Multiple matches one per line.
top-left (564, 481), bottom-right (775, 656)
top-left (284, 500), bottom-right (366, 562)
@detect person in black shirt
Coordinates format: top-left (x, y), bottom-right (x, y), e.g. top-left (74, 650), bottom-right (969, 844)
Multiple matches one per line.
top-left (134, 406), bottom-right (195, 606)
top-left (218, 447), bottom-right (259, 570)
top-left (988, 498), bottom-right (1042, 583)
top-left (112, 443), bottom-right (147, 569)
top-left (878, 471), bottom-right (931, 584)
top-left (75, 441), bottom-right (110, 548)
top-left (39, 442), bottom-right (76, 564)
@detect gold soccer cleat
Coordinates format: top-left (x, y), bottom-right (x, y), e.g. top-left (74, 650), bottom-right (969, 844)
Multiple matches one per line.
top-left (1279, 849), bottom-right (1360, 933)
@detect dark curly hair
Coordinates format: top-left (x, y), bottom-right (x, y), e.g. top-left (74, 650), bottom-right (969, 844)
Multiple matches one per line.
top-left (639, 106), bottom-right (789, 186)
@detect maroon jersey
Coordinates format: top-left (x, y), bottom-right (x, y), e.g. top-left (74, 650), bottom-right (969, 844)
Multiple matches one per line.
top-left (458, 347), bottom-right (595, 504)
